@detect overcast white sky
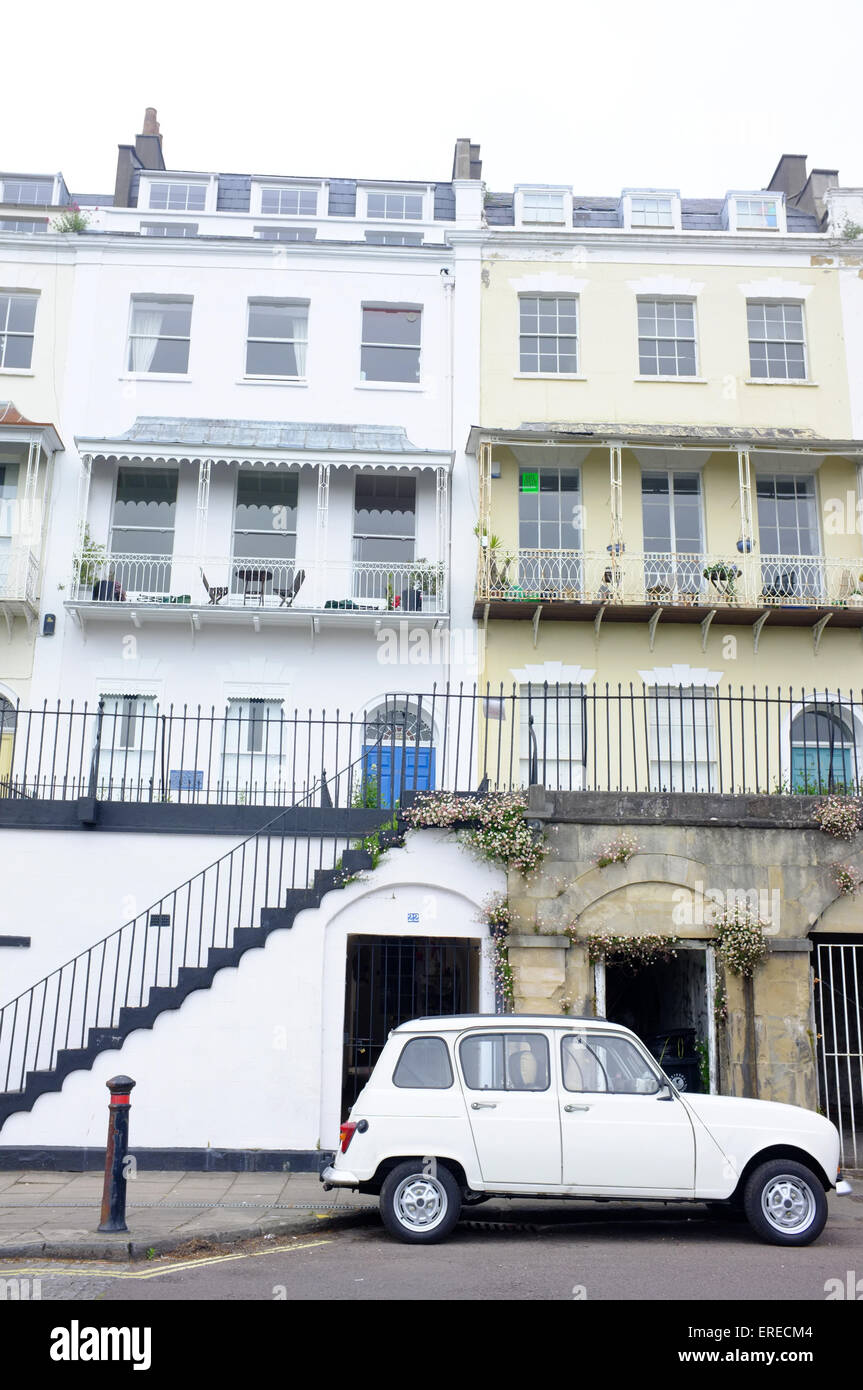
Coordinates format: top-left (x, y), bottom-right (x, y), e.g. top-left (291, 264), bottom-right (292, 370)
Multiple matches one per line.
top-left (5, 0), bottom-right (863, 197)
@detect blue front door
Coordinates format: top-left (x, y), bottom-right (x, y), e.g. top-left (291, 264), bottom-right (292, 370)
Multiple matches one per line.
top-left (361, 745), bottom-right (436, 807)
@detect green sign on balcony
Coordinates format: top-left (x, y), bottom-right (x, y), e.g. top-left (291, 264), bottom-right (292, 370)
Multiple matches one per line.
top-left (520, 471), bottom-right (539, 493)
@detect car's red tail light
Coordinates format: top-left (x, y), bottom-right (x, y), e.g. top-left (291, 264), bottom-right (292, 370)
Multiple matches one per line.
top-left (339, 1121), bottom-right (357, 1153)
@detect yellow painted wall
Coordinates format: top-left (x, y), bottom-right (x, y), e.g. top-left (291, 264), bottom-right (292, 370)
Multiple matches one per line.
top-left (481, 257), bottom-right (852, 439)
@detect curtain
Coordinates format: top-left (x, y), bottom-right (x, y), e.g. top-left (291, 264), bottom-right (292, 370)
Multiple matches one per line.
top-left (129, 308), bottom-right (163, 373)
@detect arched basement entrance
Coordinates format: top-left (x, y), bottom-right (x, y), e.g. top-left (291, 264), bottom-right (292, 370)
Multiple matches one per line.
top-left (596, 945), bottom-right (711, 1094)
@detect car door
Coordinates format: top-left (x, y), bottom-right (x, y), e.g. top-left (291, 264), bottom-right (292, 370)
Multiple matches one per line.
top-left (458, 1030), bottom-right (562, 1186)
top-left (559, 1031), bottom-right (696, 1195)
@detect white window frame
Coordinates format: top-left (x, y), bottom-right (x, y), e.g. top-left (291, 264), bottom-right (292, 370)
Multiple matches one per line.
top-left (244, 299), bottom-right (309, 381)
top-left (746, 299), bottom-right (808, 381)
top-left (621, 190), bottom-right (681, 231)
top-left (0, 218), bottom-right (49, 233)
top-left (724, 191), bottom-right (787, 233)
top-left (361, 186), bottom-right (429, 222)
top-left (126, 295), bottom-right (193, 376)
top-left (253, 226), bottom-right (317, 242)
top-left (251, 180), bottom-right (324, 218)
top-left (359, 304), bottom-right (422, 385)
top-left (0, 177), bottom-right (57, 206)
top-left (143, 178), bottom-right (211, 214)
top-left (518, 294), bottom-right (579, 376)
top-left (140, 222), bottom-right (199, 238)
top-left (636, 297), bottom-right (698, 377)
top-left (0, 291), bottom-right (38, 371)
top-left (514, 186), bottom-right (572, 229)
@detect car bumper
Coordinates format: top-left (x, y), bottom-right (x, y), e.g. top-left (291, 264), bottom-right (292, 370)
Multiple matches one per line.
top-left (320, 1164), bottom-right (360, 1189)
top-left (836, 1177), bottom-right (853, 1196)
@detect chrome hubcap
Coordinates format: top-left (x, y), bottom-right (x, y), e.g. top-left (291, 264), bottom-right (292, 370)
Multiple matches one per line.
top-left (394, 1175), bottom-right (447, 1231)
top-left (761, 1175), bottom-right (816, 1233)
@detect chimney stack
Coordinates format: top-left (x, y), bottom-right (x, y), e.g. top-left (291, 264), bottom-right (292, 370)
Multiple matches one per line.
top-left (114, 107), bottom-right (166, 208)
top-left (452, 138), bottom-right (482, 181)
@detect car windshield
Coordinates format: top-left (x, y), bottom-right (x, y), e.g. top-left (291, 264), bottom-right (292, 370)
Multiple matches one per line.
top-left (561, 1033), bottom-right (661, 1094)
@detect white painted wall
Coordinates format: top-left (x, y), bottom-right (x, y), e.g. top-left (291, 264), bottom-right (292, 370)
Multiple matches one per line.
top-left (0, 831), bottom-right (504, 1152)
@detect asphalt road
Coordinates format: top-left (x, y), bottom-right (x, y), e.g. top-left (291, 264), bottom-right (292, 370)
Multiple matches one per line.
top-left (3, 1197), bottom-right (862, 1302)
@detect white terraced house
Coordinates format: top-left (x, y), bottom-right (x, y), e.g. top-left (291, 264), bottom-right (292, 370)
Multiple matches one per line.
top-left (0, 115), bottom-right (861, 1174)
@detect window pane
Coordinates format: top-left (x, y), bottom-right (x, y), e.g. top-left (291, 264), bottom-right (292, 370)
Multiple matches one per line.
top-left (2, 335), bottom-right (33, 369)
top-left (362, 308), bottom-right (421, 346)
top-left (361, 344), bottom-right (420, 382)
top-left (7, 297), bottom-right (37, 333)
top-left (245, 340), bottom-right (301, 376)
top-left (149, 338), bottom-right (190, 372)
top-left (248, 303), bottom-right (307, 340)
top-left (393, 1037), bottom-right (453, 1089)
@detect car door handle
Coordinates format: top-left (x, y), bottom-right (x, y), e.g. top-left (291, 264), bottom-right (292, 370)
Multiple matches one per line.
top-left (563, 1104), bottom-right (591, 1113)
top-left (471, 1102), bottom-right (497, 1110)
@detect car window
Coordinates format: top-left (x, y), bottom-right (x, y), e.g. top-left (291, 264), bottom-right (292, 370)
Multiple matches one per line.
top-left (392, 1036), bottom-right (453, 1089)
top-left (561, 1034), bottom-right (661, 1095)
top-left (460, 1032), bottom-right (550, 1092)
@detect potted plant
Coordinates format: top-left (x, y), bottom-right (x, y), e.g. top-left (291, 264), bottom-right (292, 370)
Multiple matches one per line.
top-left (703, 561), bottom-right (741, 598)
top-left (408, 559), bottom-right (445, 609)
top-left (473, 524), bottom-right (514, 592)
top-left (72, 526), bottom-right (107, 595)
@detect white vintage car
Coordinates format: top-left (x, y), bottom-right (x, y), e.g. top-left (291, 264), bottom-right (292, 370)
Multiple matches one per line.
top-left (322, 1014), bottom-right (852, 1245)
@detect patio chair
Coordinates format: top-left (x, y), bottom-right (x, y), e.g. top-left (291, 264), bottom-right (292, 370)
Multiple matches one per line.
top-left (201, 570), bottom-right (228, 605)
top-left (275, 569), bottom-right (306, 608)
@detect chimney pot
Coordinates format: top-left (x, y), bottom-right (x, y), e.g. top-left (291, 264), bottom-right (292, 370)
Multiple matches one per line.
top-left (142, 108), bottom-right (160, 137)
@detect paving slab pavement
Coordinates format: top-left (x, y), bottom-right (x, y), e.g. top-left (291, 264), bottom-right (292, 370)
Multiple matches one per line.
top-left (0, 1168), bottom-right (860, 1263)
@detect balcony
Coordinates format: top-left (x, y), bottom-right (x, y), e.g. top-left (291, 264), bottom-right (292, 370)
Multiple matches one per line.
top-left (67, 551), bottom-right (448, 627)
top-left (0, 544), bottom-right (39, 626)
top-left (475, 548), bottom-right (863, 631)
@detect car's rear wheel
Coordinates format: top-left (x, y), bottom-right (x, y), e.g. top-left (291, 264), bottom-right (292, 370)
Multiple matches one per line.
top-left (743, 1159), bottom-right (828, 1246)
top-left (379, 1161), bottom-right (462, 1244)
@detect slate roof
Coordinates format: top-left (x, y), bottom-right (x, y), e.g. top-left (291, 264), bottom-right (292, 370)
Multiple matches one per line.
top-left (127, 169), bottom-right (456, 220)
top-left (92, 416), bottom-right (439, 454)
top-left (485, 192), bottom-right (822, 233)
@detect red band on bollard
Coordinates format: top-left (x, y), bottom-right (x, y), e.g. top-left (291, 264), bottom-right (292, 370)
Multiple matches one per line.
top-left (110, 1094), bottom-right (131, 1106)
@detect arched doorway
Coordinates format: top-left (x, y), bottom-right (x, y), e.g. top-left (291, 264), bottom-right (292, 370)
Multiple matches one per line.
top-left (361, 697), bottom-right (436, 807)
top-left (790, 702), bottom-right (860, 793)
top-left (0, 695), bottom-right (16, 794)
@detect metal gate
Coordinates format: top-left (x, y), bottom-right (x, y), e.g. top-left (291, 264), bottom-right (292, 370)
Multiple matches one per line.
top-left (341, 936), bottom-right (480, 1117)
top-left (814, 938), bottom-right (863, 1169)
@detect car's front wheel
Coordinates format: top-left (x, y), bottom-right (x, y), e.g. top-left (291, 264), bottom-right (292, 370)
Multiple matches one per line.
top-left (379, 1161), bottom-right (462, 1244)
top-left (743, 1159), bottom-right (828, 1246)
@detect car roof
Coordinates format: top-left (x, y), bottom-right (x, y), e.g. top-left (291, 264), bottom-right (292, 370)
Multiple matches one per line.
top-left (392, 1014), bottom-right (632, 1035)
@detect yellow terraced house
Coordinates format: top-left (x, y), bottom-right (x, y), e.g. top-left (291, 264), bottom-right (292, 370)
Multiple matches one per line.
top-left (469, 160), bottom-right (863, 793)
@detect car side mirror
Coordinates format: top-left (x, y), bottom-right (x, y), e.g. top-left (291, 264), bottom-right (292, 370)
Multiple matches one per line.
top-left (656, 1082), bottom-right (675, 1102)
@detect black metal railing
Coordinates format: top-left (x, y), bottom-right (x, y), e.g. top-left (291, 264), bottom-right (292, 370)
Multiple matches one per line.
top-left (0, 740), bottom-right (403, 1102)
top-left (2, 685), bottom-right (863, 805)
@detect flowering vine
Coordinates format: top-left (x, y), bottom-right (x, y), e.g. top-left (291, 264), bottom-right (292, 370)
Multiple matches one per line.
top-left (478, 895), bottom-right (514, 1009)
top-left (594, 832), bottom-right (641, 868)
top-left (710, 903), bottom-right (769, 977)
top-left (832, 862), bottom-right (863, 897)
top-left (581, 931), bottom-right (678, 971)
top-left (813, 795), bottom-right (862, 841)
top-left (403, 791), bottom-right (546, 874)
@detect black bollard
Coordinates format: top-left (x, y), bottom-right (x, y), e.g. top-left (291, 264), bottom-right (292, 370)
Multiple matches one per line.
top-left (98, 1075), bottom-right (136, 1233)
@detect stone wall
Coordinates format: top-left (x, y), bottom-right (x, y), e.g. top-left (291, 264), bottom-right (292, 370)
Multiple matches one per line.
top-left (504, 793), bottom-right (863, 1106)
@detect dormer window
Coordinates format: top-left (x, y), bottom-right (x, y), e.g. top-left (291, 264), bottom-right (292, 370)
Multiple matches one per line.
top-left (518, 189), bottom-right (568, 226)
top-left (1, 179), bottom-right (55, 206)
top-left (260, 187), bottom-right (319, 216)
top-left (631, 196), bottom-right (674, 227)
top-left (621, 190), bottom-right (680, 231)
top-left (724, 193), bottom-right (786, 233)
top-left (148, 181), bottom-right (207, 212)
top-left (736, 197), bottom-right (779, 230)
top-left (366, 191), bottom-right (424, 220)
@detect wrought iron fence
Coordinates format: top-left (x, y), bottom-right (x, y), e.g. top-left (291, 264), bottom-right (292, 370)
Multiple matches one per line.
top-left (3, 685), bottom-right (863, 803)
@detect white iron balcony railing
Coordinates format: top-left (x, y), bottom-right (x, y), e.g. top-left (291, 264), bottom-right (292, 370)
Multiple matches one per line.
top-left (477, 548), bottom-right (863, 610)
top-left (70, 552), bottom-right (448, 615)
top-left (0, 545), bottom-right (39, 607)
